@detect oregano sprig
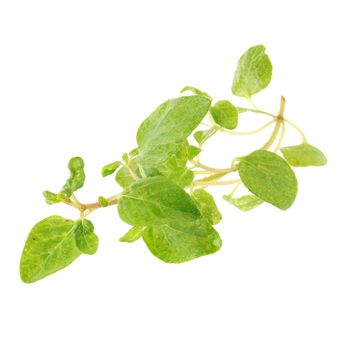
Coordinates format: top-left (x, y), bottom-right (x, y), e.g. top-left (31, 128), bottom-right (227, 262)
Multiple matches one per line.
top-left (20, 44), bottom-right (327, 283)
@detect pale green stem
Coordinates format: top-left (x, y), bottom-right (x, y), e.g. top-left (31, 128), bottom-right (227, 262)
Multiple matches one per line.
top-left (219, 120), bottom-right (274, 136)
top-left (229, 181), bottom-right (242, 196)
top-left (273, 121), bottom-right (286, 152)
top-left (193, 179), bottom-right (241, 187)
top-left (284, 119), bottom-right (308, 143)
top-left (190, 160), bottom-right (235, 173)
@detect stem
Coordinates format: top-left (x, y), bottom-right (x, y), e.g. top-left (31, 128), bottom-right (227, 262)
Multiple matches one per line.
top-left (274, 121), bottom-right (286, 152)
top-left (284, 119), bottom-right (308, 143)
top-left (247, 97), bottom-right (258, 109)
top-left (193, 179), bottom-right (241, 187)
top-left (237, 107), bottom-right (275, 118)
top-left (260, 96), bottom-right (285, 150)
top-left (190, 160), bottom-right (235, 173)
top-left (219, 120), bottom-right (274, 136)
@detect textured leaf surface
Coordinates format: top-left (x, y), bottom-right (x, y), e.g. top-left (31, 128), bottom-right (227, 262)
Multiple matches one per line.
top-left (232, 45), bottom-right (272, 98)
top-left (20, 216), bottom-right (81, 283)
top-left (223, 194), bottom-right (263, 211)
top-left (143, 220), bottom-right (221, 263)
top-left (192, 189), bottom-right (222, 225)
top-left (210, 100), bottom-right (238, 130)
top-left (118, 176), bottom-right (200, 226)
top-left (136, 96), bottom-right (210, 148)
top-left (61, 157), bottom-right (85, 197)
top-left (73, 219), bottom-right (99, 255)
top-left (238, 150), bottom-right (298, 210)
top-left (280, 143), bottom-right (327, 167)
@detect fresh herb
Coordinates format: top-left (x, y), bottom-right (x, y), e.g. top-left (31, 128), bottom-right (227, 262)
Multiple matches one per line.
top-left (20, 45), bottom-right (327, 283)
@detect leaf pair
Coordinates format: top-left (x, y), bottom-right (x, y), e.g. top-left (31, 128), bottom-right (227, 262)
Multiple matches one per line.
top-left (20, 216), bottom-right (98, 283)
top-left (118, 176), bottom-right (222, 263)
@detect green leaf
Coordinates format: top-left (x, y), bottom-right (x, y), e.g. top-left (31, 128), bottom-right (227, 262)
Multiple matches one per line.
top-left (223, 194), bottom-right (263, 211)
top-left (115, 164), bottom-right (138, 189)
top-left (180, 86), bottom-right (212, 100)
top-left (42, 191), bottom-right (65, 205)
top-left (61, 157), bottom-right (85, 197)
top-left (98, 196), bottom-right (109, 207)
top-left (210, 100), bottom-right (238, 130)
top-left (118, 176), bottom-right (200, 226)
top-left (102, 161), bottom-right (122, 177)
top-left (119, 226), bottom-right (145, 243)
top-left (192, 189), bottom-right (222, 225)
top-left (143, 220), bottom-right (221, 263)
top-left (136, 96), bottom-right (210, 149)
top-left (156, 155), bottom-right (194, 188)
top-left (20, 216), bottom-right (81, 283)
top-left (187, 145), bottom-right (201, 160)
top-left (232, 45), bottom-right (272, 98)
top-left (73, 219), bottom-right (99, 255)
top-left (194, 126), bottom-right (219, 147)
top-left (238, 150), bottom-right (298, 210)
top-left (280, 143), bottom-right (327, 167)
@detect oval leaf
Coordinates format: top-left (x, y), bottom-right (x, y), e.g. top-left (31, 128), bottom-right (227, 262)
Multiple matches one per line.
top-left (136, 96), bottom-right (210, 148)
top-left (118, 176), bottom-right (200, 226)
top-left (73, 219), bottom-right (99, 255)
top-left (232, 45), bottom-right (272, 98)
top-left (102, 161), bottom-right (122, 177)
top-left (210, 100), bottom-right (238, 130)
top-left (20, 216), bottom-right (81, 283)
top-left (143, 220), bottom-right (222, 263)
top-left (238, 150), bottom-right (298, 210)
top-left (223, 194), bottom-right (263, 211)
top-left (280, 143), bottom-right (327, 167)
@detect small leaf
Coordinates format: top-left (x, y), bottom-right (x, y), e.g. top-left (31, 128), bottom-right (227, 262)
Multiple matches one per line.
top-left (73, 219), bottom-right (99, 255)
top-left (180, 86), bottom-right (212, 99)
top-left (192, 189), bottom-right (222, 225)
top-left (102, 161), bottom-right (122, 177)
top-left (223, 194), bottom-right (263, 211)
top-left (194, 126), bottom-right (218, 147)
top-left (210, 100), bottom-right (238, 130)
top-left (98, 196), bottom-right (109, 207)
top-left (61, 157), bottom-right (85, 197)
top-left (119, 226), bottom-right (144, 243)
top-left (143, 220), bottom-right (221, 263)
top-left (280, 143), bottom-right (327, 167)
top-left (129, 148), bottom-right (139, 158)
top-left (187, 145), bottom-right (201, 160)
top-left (232, 45), bottom-right (272, 98)
top-left (42, 191), bottom-right (65, 205)
top-left (115, 164), bottom-right (138, 189)
top-left (20, 216), bottom-right (81, 283)
top-left (238, 150), bottom-right (298, 210)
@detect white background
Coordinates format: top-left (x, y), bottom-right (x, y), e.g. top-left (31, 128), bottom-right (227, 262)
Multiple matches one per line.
top-left (0, 1), bottom-right (349, 349)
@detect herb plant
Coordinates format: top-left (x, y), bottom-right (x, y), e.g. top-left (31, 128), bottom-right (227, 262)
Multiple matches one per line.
top-left (20, 45), bottom-right (327, 283)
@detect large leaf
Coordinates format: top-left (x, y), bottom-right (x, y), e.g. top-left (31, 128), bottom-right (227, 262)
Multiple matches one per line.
top-left (238, 150), bottom-right (298, 210)
top-left (73, 219), bottom-right (99, 255)
top-left (280, 143), bottom-right (327, 167)
top-left (136, 96), bottom-right (210, 148)
top-left (192, 189), bottom-right (222, 225)
top-left (232, 45), bottom-right (272, 98)
top-left (143, 220), bottom-right (221, 263)
top-left (210, 100), bottom-right (238, 130)
top-left (20, 216), bottom-right (81, 283)
top-left (118, 176), bottom-right (200, 226)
